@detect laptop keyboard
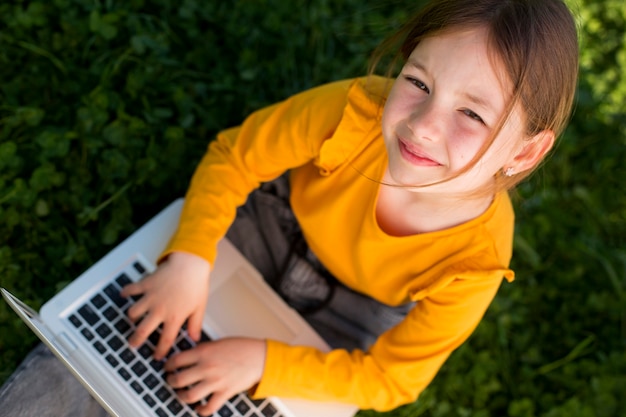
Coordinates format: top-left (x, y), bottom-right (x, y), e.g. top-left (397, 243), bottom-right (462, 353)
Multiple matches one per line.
top-left (65, 258), bottom-right (284, 417)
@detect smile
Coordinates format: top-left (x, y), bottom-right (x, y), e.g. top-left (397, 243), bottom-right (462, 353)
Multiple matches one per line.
top-left (398, 138), bottom-right (441, 167)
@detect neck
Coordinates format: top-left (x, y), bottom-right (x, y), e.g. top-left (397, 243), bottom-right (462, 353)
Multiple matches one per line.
top-left (375, 172), bottom-right (495, 236)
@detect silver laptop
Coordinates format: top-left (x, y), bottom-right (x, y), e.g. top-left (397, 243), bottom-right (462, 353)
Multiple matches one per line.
top-left (1, 198), bottom-right (357, 417)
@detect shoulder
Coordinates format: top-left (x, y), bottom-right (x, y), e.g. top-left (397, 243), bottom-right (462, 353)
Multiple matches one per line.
top-left (451, 192), bottom-right (516, 283)
top-left (287, 75), bottom-right (393, 117)
top-left (412, 193), bottom-right (516, 299)
top-left (481, 192), bottom-right (515, 270)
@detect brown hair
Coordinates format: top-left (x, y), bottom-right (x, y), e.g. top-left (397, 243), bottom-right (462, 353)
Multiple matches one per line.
top-left (369, 0), bottom-right (579, 194)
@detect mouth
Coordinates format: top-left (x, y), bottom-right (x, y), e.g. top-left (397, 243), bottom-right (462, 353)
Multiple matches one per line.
top-left (398, 137), bottom-right (442, 167)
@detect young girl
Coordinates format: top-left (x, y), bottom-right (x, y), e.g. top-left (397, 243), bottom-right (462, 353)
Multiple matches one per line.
top-left (0, 0), bottom-right (579, 416)
top-left (118, 0), bottom-right (579, 414)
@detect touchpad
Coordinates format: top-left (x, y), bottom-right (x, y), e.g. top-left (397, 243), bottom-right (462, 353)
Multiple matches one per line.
top-left (206, 269), bottom-right (297, 342)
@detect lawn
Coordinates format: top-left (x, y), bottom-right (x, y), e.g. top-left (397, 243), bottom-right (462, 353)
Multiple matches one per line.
top-left (0, 1), bottom-right (624, 416)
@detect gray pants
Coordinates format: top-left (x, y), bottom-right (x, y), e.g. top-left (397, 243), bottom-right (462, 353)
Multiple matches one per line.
top-left (226, 175), bottom-right (413, 351)
top-left (0, 175), bottom-right (411, 416)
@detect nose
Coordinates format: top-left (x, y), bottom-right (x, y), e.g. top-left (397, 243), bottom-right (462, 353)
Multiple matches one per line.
top-left (406, 101), bottom-right (444, 142)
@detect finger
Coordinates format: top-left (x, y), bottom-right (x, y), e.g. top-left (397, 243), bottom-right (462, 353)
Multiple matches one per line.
top-left (154, 321), bottom-right (182, 360)
top-left (119, 281), bottom-right (144, 298)
top-left (125, 297), bottom-right (150, 322)
top-left (165, 349), bottom-right (200, 372)
top-left (128, 313), bottom-right (161, 347)
top-left (167, 366), bottom-right (199, 390)
top-left (187, 310), bottom-right (204, 342)
top-left (176, 380), bottom-right (214, 405)
top-left (195, 390), bottom-right (233, 416)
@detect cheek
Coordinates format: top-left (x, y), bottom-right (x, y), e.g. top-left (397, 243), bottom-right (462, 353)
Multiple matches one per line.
top-left (448, 124), bottom-right (488, 164)
top-left (382, 89), bottom-right (402, 123)
top-left (382, 80), bottom-right (418, 123)
top-left (381, 96), bottom-right (404, 141)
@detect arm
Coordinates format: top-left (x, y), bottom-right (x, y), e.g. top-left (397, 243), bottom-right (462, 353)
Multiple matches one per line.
top-left (163, 78), bottom-right (354, 264)
top-left (122, 79), bottom-right (355, 357)
top-left (255, 271), bottom-right (505, 411)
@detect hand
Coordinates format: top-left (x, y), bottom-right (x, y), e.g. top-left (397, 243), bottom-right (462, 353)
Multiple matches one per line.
top-left (120, 251), bottom-right (211, 359)
top-left (165, 337), bottom-right (267, 416)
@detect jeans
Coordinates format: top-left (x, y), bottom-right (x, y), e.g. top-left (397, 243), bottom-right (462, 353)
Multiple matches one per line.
top-left (0, 343), bottom-right (109, 417)
top-left (226, 174), bottom-right (413, 351)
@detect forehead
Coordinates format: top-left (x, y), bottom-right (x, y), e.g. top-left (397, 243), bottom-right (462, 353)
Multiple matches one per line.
top-left (412, 26), bottom-right (511, 88)
top-left (411, 27), bottom-right (515, 109)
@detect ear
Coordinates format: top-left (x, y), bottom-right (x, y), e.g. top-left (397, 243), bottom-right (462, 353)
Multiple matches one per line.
top-left (509, 130), bottom-right (556, 173)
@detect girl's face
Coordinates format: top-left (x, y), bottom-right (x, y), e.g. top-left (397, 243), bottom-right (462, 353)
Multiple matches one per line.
top-left (382, 26), bottom-right (528, 195)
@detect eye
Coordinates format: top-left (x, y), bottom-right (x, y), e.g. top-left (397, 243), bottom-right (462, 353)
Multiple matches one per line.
top-left (405, 76), bottom-right (430, 94)
top-left (462, 108), bottom-right (485, 125)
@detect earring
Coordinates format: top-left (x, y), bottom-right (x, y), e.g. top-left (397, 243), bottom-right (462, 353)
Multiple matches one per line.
top-left (504, 167), bottom-right (515, 177)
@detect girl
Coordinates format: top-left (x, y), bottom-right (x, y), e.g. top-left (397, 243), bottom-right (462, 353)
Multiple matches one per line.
top-left (0, 0), bottom-right (579, 415)
top-left (120, 0), bottom-right (579, 414)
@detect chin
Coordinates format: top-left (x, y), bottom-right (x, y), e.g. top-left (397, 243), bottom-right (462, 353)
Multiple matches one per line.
top-left (386, 168), bottom-right (431, 188)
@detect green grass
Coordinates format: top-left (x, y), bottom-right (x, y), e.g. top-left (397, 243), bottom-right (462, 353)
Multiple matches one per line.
top-left (1, 1), bottom-right (625, 416)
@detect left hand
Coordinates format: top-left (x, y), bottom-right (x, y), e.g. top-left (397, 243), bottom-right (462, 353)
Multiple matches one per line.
top-left (164, 337), bottom-right (267, 416)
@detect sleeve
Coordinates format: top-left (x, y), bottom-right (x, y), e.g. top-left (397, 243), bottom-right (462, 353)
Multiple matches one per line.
top-left (253, 271), bottom-right (505, 412)
top-left (161, 79), bottom-right (355, 264)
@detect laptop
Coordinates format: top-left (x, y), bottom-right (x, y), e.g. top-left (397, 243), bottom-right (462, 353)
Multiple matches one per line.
top-left (1, 198), bottom-right (357, 417)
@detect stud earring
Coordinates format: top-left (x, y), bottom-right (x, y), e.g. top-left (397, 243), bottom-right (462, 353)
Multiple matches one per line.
top-left (504, 167), bottom-right (515, 177)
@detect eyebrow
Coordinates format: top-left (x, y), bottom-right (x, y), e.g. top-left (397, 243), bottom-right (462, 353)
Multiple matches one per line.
top-left (463, 92), bottom-right (493, 112)
top-left (407, 59), bottom-right (428, 74)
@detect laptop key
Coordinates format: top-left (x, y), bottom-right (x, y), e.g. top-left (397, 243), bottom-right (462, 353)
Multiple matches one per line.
top-left (90, 294), bottom-right (107, 309)
top-left (133, 261), bottom-right (147, 275)
top-left (107, 335), bottom-right (124, 352)
top-left (167, 345), bottom-right (179, 358)
top-left (155, 386), bottom-right (172, 402)
top-left (93, 340), bottom-right (106, 354)
top-left (78, 304), bottom-right (100, 326)
top-left (81, 328), bottom-right (95, 341)
top-left (68, 314), bottom-right (82, 328)
top-left (115, 273), bottom-right (132, 288)
top-left (118, 367), bottom-right (132, 381)
top-left (150, 358), bottom-right (165, 373)
top-left (167, 398), bottom-right (184, 414)
top-left (234, 397), bottom-right (251, 414)
top-left (176, 337), bottom-right (193, 351)
top-left (261, 402), bottom-right (279, 417)
top-left (131, 361), bottom-right (148, 377)
top-left (138, 343), bottom-right (153, 359)
top-left (148, 330), bottom-right (161, 346)
top-left (155, 408), bottom-right (168, 417)
top-left (218, 405), bottom-right (235, 417)
top-left (143, 373), bottom-right (160, 389)
top-left (103, 306), bottom-right (119, 321)
top-left (105, 354), bottom-right (119, 368)
top-left (130, 380), bottom-right (144, 394)
top-left (119, 348), bottom-right (136, 364)
top-left (113, 317), bottom-right (131, 335)
top-left (96, 323), bottom-right (112, 338)
top-left (103, 283), bottom-right (127, 308)
top-left (143, 393), bottom-right (156, 408)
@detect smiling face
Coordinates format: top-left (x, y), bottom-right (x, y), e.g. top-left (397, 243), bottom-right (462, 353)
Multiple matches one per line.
top-left (382, 26), bottom-right (530, 195)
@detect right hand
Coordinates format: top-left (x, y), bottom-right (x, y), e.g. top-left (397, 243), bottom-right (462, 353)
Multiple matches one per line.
top-left (120, 251), bottom-right (211, 359)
